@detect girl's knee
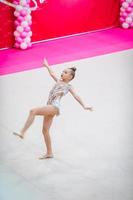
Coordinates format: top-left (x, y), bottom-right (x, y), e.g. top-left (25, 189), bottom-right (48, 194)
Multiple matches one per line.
top-left (42, 128), bottom-right (49, 134)
top-left (30, 108), bottom-right (36, 115)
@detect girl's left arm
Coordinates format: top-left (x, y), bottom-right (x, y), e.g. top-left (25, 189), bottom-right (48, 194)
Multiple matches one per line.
top-left (69, 86), bottom-right (94, 111)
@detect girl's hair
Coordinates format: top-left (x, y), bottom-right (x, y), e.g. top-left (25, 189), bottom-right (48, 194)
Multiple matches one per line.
top-left (69, 67), bottom-right (77, 80)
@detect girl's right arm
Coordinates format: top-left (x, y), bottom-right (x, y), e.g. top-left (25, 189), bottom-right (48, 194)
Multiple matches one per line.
top-left (43, 58), bottom-right (58, 82)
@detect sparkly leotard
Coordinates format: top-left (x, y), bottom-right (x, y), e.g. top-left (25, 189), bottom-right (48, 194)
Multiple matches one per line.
top-left (47, 81), bottom-right (71, 116)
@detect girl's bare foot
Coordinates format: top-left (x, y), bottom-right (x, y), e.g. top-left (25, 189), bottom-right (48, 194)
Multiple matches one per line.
top-left (39, 154), bottom-right (53, 159)
top-left (13, 132), bottom-right (24, 139)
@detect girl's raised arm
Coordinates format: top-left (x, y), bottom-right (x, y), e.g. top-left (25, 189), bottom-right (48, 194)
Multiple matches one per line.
top-left (43, 58), bottom-right (58, 82)
top-left (69, 86), bottom-right (93, 111)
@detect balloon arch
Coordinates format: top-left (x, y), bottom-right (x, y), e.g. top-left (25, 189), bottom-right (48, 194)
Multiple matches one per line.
top-left (0, 0), bottom-right (133, 50)
top-left (0, 0), bottom-right (46, 49)
top-left (120, 0), bottom-right (133, 28)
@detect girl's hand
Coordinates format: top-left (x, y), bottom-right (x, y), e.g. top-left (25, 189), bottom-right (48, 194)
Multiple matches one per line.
top-left (43, 58), bottom-right (49, 67)
top-left (84, 106), bottom-right (94, 111)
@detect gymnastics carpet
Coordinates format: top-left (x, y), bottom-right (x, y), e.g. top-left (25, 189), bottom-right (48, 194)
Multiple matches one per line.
top-left (0, 28), bottom-right (133, 200)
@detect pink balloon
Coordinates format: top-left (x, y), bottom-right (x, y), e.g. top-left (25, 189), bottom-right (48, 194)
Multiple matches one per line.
top-left (28, 21), bottom-right (32, 26)
top-left (20, 42), bottom-right (28, 50)
top-left (14, 11), bottom-right (20, 17)
top-left (122, 12), bottom-right (128, 18)
top-left (14, 43), bottom-right (20, 48)
top-left (20, 32), bottom-right (27, 38)
top-left (120, 17), bottom-right (125, 23)
top-left (14, 20), bottom-right (20, 26)
top-left (24, 26), bottom-right (31, 32)
top-left (130, 22), bottom-right (133, 27)
top-left (130, 2), bottom-right (133, 7)
top-left (18, 16), bottom-right (24, 22)
top-left (14, 1), bottom-right (19, 4)
top-left (16, 37), bottom-right (23, 43)
top-left (126, 7), bottom-right (132, 13)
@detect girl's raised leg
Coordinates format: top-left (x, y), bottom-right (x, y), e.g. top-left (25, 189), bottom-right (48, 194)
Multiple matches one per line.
top-left (13, 105), bottom-right (57, 139)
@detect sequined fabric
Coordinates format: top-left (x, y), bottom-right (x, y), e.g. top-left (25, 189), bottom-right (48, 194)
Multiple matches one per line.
top-left (47, 81), bottom-right (71, 115)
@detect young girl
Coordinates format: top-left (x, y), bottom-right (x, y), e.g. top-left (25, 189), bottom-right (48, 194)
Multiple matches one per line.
top-left (13, 58), bottom-right (93, 159)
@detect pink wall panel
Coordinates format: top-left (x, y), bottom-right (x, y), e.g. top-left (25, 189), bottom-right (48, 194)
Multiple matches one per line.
top-left (0, 0), bottom-right (120, 48)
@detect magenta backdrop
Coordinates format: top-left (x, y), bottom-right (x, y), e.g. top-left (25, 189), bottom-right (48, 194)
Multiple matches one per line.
top-left (0, 0), bottom-right (120, 48)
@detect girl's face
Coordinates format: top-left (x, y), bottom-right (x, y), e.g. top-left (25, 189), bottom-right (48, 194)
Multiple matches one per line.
top-left (61, 68), bottom-right (72, 81)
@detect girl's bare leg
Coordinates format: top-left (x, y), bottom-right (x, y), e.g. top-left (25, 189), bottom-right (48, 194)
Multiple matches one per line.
top-left (13, 105), bottom-right (57, 139)
top-left (39, 115), bottom-right (54, 159)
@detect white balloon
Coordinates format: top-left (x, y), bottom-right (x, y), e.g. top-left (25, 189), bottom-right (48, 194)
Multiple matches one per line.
top-left (28, 31), bottom-right (32, 37)
top-left (20, 42), bottom-right (28, 49)
top-left (17, 26), bottom-right (24, 32)
top-left (126, 16), bottom-right (132, 23)
top-left (14, 11), bottom-right (20, 17)
top-left (25, 14), bottom-right (32, 21)
top-left (14, 31), bottom-right (20, 37)
top-left (24, 37), bottom-right (31, 43)
top-left (16, 5), bottom-right (23, 11)
top-left (21, 21), bottom-right (28, 27)
top-left (122, 2), bottom-right (129, 8)
top-left (27, 9), bottom-right (31, 14)
top-left (126, 0), bottom-right (132, 3)
top-left (122, 22), bottom-right (129, 28)
top-left (20, 0), bottom-right (27, 6)
top-left (120, 7), bottom-right (125, 12)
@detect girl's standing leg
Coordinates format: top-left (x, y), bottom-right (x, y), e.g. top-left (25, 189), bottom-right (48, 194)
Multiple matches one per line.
top-left (39, 115), bottom-right (54, 159)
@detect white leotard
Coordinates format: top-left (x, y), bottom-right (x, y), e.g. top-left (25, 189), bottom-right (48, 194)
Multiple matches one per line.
top-left (47, 80), bottom-right (71, 115)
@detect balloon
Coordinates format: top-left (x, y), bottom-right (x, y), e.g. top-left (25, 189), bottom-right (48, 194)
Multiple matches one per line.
top-left (20, 42), bottom-right (28, 49)
top-left (130, 22), bottom-right (133, 27)
top-left (14, 1), bottom-right (19, 4)
top-left (25, 14), bottom-right (32, 21)
top-left (20, 10), bottom-right (27, 17)
top-left (27, 43), bottom-right (32, 48)
top-left (126, 7), bottom-right (132, 13)
top-left (120, 17), bottom-right (125, 22)
top-left (18, 16), bottom-right (24, 22)
top-left (129, 2), bottom-right (133, 7)
top-left (122, 22), bottom-right (129, 28)
top-left (27, 8), bottom-right (31, 14)
top-left (20, 31), bottom-right (27, 38)
top-left (21, 21), bottom-right (28, 27)
top-left (17, 26), bottom-right (24, 32)
top-left (123, 12), bottom-right (128, 18)
top-left (28, 31), bottom-right (32, 37)
top-left (14, 11), bottom-right (20, 17)
top-left (24, 26), bottom-right (31, 32)
top-left (126, 0), bottom-right (132, 3)
top-left (16, 5), bottom-right (23, 11)
top-left (16, 37), bottom-right (23, 43)
top-left (129, 12), bottom-right (133, 17)
top-left (28, 21), bottom-right (32, 26)
top-left (120, 7), bottom-right (125, 12)
top-left (14, 42), bottom-right (20, 48)
top-left (24, 37), bottom-right (31, 43)
top-left (14, 31), bottom-right (20, 37)
top-left (126, 16), bottom-right (132, 23)
top-left (122, 2), bottom-right (129, 8)
top-left (20, 0), bottom-right (27, 7)
top-left (14, 20), bottom-right (20, 26)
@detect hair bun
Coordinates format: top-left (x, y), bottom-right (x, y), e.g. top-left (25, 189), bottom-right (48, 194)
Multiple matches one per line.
top-left (71, 67), bottom-right (77, 72)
